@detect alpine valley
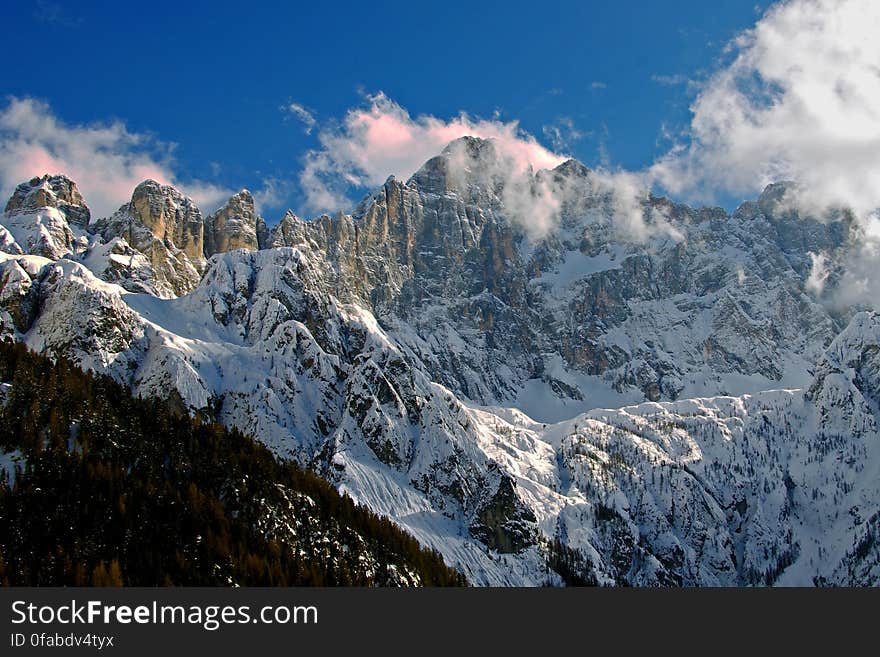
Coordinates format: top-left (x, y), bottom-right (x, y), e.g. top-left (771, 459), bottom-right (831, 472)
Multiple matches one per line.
top-left (2, 136), bottom-right (879, 586)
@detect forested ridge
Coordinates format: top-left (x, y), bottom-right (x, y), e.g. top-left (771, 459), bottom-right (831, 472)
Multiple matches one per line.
top-left (0, 340), bottom-right (465, 586)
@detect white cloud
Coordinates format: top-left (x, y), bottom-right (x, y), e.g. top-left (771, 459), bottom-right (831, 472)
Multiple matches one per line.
top-left (299, 92), bottom-right (566, 214)
top-left (647, 0), bottom-right (880, 307)
top-left (651, 74), bottom-right (688, 86)
top-left (589, 168), bottom-right (683, 243)
top-left (651, 0), bottom-right (880, 218)
top-left (252, 176), bottom-right (293, 212)
top-left (542, 117), bottom-right (588, 152)
top-left (805, 251), bottom-right (830, 296)
top-left (284, 102), bottom-right (317, 134)
top-left (828, 213), bottom-right (880, 308)
top-left (0, 97), bottom-right (233, 219)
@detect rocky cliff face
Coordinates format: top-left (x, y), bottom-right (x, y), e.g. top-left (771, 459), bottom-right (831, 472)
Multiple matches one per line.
top-left (89, 180), bottom-right (207, 297)
top-left (262, 138), bottom-right (845, 421)
top-left (1, 138), bottom-right (878, 586)
top-left (204, 189), bottom-right (261, 256)
top-left (126, 179), bottom-right (205, 262)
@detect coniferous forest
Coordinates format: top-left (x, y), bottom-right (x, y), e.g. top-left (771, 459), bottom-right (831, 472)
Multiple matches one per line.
top-left (0, 340), bottom-right (465, 586)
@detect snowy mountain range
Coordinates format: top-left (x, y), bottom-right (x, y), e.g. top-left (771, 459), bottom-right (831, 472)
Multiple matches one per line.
top-left (2, 136), bottom-right (878, 585)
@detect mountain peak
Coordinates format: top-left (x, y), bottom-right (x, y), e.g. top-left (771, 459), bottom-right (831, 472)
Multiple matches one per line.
top-left (407, 136), bottom-right (502, 195)
top-left (280, 209), bottom-right (300, 223)
top-left (204, 188), bottom-right (258, 256)
top-left (441, 135), bottom-right (496, 157)
top-left (757, 180), bottom-right (801, 218)
top-left (129, 178), bottom-right (202, 243)
top-left (5, 151), bottom-right (880, 586)
top-left (4, 173), bottom-right (90, 227)
top-left (551, 158), bottom-right (591, 179)
top-left (130, 178), bottom-right (190, 203)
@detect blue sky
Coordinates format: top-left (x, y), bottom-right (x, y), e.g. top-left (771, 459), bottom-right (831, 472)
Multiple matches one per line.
top-left (3, 0), bottom-right (865, 222)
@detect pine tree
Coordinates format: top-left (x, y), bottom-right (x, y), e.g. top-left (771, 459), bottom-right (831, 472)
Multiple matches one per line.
top-left (0, 339), bottom-right (465, 587)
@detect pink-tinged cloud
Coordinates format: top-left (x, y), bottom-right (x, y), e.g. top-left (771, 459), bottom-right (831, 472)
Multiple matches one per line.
top-left (300, 92), bottom-right (566, 213)
top-left (0, 97), bottom-right (232, 219)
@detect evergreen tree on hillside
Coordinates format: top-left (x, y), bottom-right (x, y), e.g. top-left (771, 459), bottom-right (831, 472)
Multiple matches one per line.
top-left (0, 340), bottom-right (465, 587)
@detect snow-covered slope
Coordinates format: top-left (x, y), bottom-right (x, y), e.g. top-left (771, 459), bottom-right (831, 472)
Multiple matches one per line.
top-left (1, 142), bottom-right (878, 585)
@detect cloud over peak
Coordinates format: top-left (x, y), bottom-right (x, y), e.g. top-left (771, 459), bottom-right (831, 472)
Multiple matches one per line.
top-left (0, 97), bottom-right (232, 219)
top-left (651, 0), bottom-right (880, 219)
top-left (645, 0), bottom-right (880, 309)
top-left (299, 92), bottom-right (566, 213)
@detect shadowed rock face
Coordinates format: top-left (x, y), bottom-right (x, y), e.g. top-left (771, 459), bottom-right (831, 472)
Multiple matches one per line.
top-left (255, 215), bottom-right (269, 250)
top-left (469, 473), bottom-right (538, 553)
top-left (204, 190), bottom-right (259, 256)
top-left (4, 174), bottom-right (90, 227)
